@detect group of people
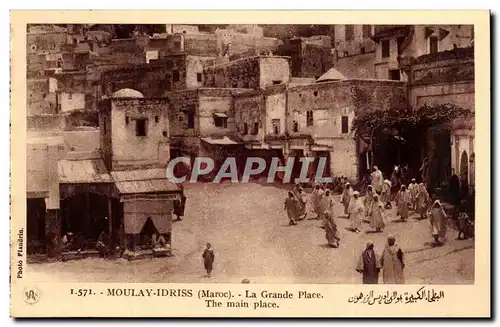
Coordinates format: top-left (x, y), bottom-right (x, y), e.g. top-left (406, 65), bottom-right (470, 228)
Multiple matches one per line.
top-left (356, 235), bottom-right (405, 284)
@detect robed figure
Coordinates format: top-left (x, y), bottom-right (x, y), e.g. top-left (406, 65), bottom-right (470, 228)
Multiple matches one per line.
top-left (381, 235), bottom-right (405, 284)
top-left (356, 241), bottom-right (381, 284)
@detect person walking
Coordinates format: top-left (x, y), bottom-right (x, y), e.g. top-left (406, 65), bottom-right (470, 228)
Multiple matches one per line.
top-left (408, 178), bottom-right (419, 210)
top-left (429, 200), bottom-right (448, 245)
top-left (381, 235), bottom-right (405, 284)
top-left (348, 191), bottom-right (364, 233)
top-left (371, 166), bottom-right (384, 194)
top-left (381, 179), bottom-right (392, 209)
top-left (284, 192), bottom-right (299, 226)
top-left (396, 185), bottom-right (410, 221)
top-left (202, 243), bottom-right (215, 277)
top-left (295, 186), bottom-right (308, 220)
top-left (323, 210), bottom-right (340, 248)
top-left (416, 183), bottom-right (431, 219)
top-left (356, 241), bottom-right (381, 284)
top-left (370, 194), bottom-right (386, 232)
top-left (341, 182), bottom-right (354, 217)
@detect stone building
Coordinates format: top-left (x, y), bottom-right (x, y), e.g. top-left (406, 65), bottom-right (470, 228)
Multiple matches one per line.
top-left (233, 69), bottom-right (407, 181)
top-left (165, 88), bottom-right (247, 164)
top-left (333, 25), bottom-right (474, 81)
top-left (278, 36), bottom-right (333, 79)
top-left (402, 46), bottom-right (475, 191)
top-left (203, 56), bottom-right (291, 89)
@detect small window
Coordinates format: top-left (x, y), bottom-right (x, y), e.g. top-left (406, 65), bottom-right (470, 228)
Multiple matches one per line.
top-left (313, 91), bottom-right (318, 97)
top-left (214, 116), bottom-right (228, 128)
top-left (155, 115), bottom-right (159, 123)
top-left (243, 123), bottom-right (248, 135)
top-left (293, 121), bottom-right (299, 133)
top-left (173, 70), bottom-right (180, 82)
top-left (306, 110), bottom-right (313, 127)
top-left (381, 40), bottom-right (390, 58)
top-left (125, 116), bottom-right (129, 125)
top-left (389, 69), bottom-right (401, 81)
top-left (429, 36), bottom-right (439, 54)
top-left (341, 116), bottom-right (349, 134)
top-left (31, 44), bottom-right (37, 51)
top-left (362, 25), bottom-right (372, 38)
top-left (272, 119), bottom-right (280, 134)
top-left (187, 112), bottom-right (195, 129)
top-left (135, 119), bottom-right (147, 137)
top-left (196, 73), bottom-right (202, 82)
top-left (252, 122), bottom-right (259, 135)
top-left (345, 25), bottom-right (354, 41)
top-left (162, 131), bottom-right (168, 137)
top-left (272, 80), bottom-right (282, 85)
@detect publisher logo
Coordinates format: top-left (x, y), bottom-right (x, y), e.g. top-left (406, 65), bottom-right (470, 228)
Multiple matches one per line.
top-left (23, 287), bottom-right (40, 305)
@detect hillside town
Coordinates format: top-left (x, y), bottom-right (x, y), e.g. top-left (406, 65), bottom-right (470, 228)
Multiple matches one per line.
top-left (26, 24), bottom-right (475, 284)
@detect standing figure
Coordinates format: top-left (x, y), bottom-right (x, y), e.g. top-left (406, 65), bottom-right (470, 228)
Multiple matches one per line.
top-left (348, 191), bottom-right (364, 233)
top-left (311, 185), bottom-right (324, 219)
top-left (284, 192), bottom-right (299, 226)
top-left (429, 200), bottom-right (448, 245)
top-left (456, 200), bottom-right (473, 240)
top-left (408, 178), bottom-right (419, 210)
top-left (173, 185), bottom-right (187, 221)
top-left (396, 185), bottom-right (410, 221)
top-left (416, 183), bottom-right (431, 219)
top-left (318, 189), bottom-right (332, 225)
top-left (381, 180), bottom-right (392, 209)
top-left (96, 230), bottom-right (110, 258)
top-left (390, 166), bottom-right (401, 201)
top-left (295, 186), bottom-right (308, 220)
top-left (371, 166), bottom-right (384, 194)
top-left (364, 185), bottom-right (374, 220)
top-left (370, 194), bottom-right (386, 232)
top-left (356, 241), bottom-right (381, 284)
top-left (202, 243), bottom-right (215, 277)
top-left (340, 182), bottom-right (353, 217)
top-left (381, 235), bottom-right (405, 284)
top-left (323, 210), bottom-right (340, 248)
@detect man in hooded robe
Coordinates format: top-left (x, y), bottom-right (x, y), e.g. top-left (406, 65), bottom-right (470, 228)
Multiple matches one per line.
top-left (341, 182), bottom-right (353, 217)
top-left (370, 194), bottom-right (386, 232)
top-left (319, 190), bottom-right (334, 227)
top-left (396, 185), bottom-right (410, 221)
top-left (408, 178), bottom-right (419, 210)
top-left (381, 235), bottom-right (405, 284)
top-left (371, 166), bottom-right (384, 194)
top-left (429, 200), bottom-right (448, 245)
top-left (381, 179), bottom-right (392, 209)
top-left (284, 192), bottom-right (299, 226)
top-left (356, 241), bottom-right (381, 284)
top-left (348, 191), bottom-right (364, 233)
top-left (311, 184), bottom-right (324, 219)
top-left (324, 210), bottom-right (340, 248)
top-left (416, 183), bottom-right (431, 219)
top-left (294, 186), bottom-right (308, 220)
top-left (364, 185), bottom-right (374, 220)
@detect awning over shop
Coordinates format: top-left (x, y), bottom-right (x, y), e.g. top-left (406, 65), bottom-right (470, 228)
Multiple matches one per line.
top-left (201, 136), bottom-right (239, 145)
top-left (111, 168), bottom-right (181, 197)
top-left (213, 112), bottom-right (228, 118)
top-left (58, 159), bottom-right (113, 184)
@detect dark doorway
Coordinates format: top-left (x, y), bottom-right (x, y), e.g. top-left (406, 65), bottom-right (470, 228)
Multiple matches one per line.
top-left (61, 192), bottom-right (110, 246)
top-left (27, 198), bottom-right (46, 254)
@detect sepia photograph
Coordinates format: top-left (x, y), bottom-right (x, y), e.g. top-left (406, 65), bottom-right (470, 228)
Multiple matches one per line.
top-left (23, 22), bottom-right (477, 285)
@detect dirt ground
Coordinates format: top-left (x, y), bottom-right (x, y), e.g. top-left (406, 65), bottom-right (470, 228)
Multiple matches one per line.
top-left (28, 182), bottom-right (474, 284)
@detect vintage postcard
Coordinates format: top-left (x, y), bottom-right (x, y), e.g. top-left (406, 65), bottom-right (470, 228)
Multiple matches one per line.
top-left (10, 10), bottom-right (490, 318)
